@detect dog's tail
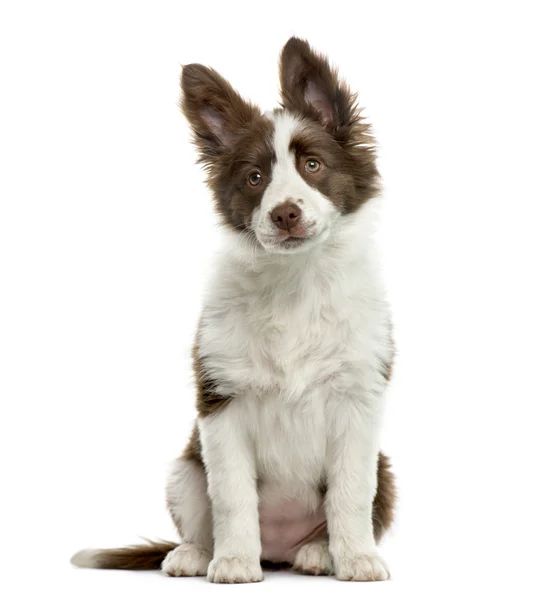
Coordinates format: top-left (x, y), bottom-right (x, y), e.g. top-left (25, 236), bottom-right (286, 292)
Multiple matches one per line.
top-left (70, 539), bottom-right (177, 570)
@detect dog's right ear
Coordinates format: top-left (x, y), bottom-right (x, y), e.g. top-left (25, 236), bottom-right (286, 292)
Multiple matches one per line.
top-left (181, 64), bottom-right (260, 164)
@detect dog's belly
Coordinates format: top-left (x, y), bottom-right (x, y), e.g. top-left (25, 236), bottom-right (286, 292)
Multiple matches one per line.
top-left (241, 389), bottom-right (328, 564)
top-left (259, 497), bottom-right (326, 563)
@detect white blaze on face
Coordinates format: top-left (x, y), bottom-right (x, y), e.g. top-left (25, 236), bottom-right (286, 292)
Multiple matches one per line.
top-left (251, 112), bottom-right (340, 252)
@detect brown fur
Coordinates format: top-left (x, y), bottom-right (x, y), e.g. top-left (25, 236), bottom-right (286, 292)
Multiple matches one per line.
top-left (288, 122), bottom-right (378, 213)
top-left (182, 421), bottom-right (204, 466)
top-left (181, 64), bottom-right (275, 231)
top-left (72, 540), bottom-right (178, 570)
top-left (373, 453), bottom-right (397, 542)
top-left (279, 37), bottom-right (380, 213)
top-left (192, 340), bottom-right (232, 417)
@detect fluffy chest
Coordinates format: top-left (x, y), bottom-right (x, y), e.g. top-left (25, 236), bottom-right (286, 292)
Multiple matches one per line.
top-left (200, 272), bottom-right (389, 400)
top-left (243, 289), bottom-right (352, 390)
top-left (197, 229), bottom-right (393, 404)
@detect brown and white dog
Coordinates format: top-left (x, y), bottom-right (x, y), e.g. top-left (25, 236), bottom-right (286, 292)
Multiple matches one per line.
top-left (71, 37), bottom-right (396, 583)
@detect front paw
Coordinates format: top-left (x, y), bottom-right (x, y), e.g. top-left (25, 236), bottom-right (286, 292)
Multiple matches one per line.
top-left (207, 556), bottom-right (263, 584)
top-left (334, 553), bottom-right (390, 581)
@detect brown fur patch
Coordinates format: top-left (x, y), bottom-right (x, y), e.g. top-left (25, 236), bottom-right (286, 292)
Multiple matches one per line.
top-left (289, 121), bottom-right (378, 214)
top-left (193, 340), bottom-right (232, 417)
top-left (373, 453), bottom-right (397, 542)
top-left (182, 422), bottom-right (204, 467)
top-left (180, 64), bottom-right (275, 230)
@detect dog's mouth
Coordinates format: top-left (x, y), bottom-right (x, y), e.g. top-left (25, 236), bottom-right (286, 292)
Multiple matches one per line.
top-left (257, 226), bottom-right (330, 254)
top-left (252, 218), bottom-right (332, 254)
top-left (277, 236), bottom-right (307, 250)
top-left (271, 222), bottom-right (319, 247)
top-left (266, 229), bottom-right (316, 252)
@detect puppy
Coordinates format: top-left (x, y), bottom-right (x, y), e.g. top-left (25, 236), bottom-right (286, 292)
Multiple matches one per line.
top-left (71, 36), bottom-right (396, 583)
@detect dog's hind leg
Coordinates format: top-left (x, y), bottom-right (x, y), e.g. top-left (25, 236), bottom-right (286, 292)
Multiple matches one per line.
top-left (162, 426), bottom-right (213, 577)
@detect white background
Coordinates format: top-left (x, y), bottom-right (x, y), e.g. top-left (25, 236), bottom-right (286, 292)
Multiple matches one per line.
top-left (1, 1), bottom-right (544, 598)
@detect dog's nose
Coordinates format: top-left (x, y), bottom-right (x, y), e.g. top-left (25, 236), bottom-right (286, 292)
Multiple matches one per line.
top-left (270, 201), bottom-right (302, 231)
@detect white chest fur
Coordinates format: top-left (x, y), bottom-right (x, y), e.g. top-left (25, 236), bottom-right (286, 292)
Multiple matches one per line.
top-left (199, 212), bottom-right (391, 393)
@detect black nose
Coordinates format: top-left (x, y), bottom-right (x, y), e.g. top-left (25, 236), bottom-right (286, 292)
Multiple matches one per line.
top-left (270, 201), bottom-right (302, 231)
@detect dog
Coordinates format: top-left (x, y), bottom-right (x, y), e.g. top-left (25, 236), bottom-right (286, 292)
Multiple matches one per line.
top-left (71, 36), bottom-right (396, 583)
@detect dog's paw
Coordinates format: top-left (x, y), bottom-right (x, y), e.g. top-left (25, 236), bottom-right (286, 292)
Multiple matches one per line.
top-left (293, 540), bottom-right (334, 575)
top-left (161, 542), bottom-right (211, 577)
top-left (207, 556), bottom-right (263, 583)
top-left (334, 553), bottom-right (390, 581)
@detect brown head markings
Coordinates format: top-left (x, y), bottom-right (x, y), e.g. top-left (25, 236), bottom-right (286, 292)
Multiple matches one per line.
top-left (279, 37), bottom-right (380, 213)
top-left (180, 38), bottom-right (381, 231)
top-left (180, 64), bottom-right (275, 230)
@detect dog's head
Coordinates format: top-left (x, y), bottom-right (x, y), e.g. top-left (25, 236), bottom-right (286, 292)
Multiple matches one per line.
top-left (181, 37), bottom-right (379, 254)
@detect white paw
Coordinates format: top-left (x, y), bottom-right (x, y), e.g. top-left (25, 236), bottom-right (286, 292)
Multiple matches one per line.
top-left (207, 556), bottom-right (263, 584)
top-left (293, 540), bottom-right (334, 575)
top-left (161, 543), bottom-right (211, 577)
top-left (335, 553), bottom-right (390, 581)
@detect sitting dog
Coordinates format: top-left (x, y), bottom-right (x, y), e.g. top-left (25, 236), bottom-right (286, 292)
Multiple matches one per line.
top-left (71, 36), bottom-right (396, 583)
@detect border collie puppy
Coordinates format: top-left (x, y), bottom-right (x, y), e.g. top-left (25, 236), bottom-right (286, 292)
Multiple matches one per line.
top-left (71, 37), bottom-right (395, 583)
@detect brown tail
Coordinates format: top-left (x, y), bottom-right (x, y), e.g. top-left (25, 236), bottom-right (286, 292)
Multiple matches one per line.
top-left (373, 452), bottom-right (397, 543)
top-left (70, 540), bottom-right (178, 570)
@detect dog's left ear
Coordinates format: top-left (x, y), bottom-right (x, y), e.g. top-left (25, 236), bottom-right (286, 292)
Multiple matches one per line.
top-left (279, 37), bottom-right (357, 133)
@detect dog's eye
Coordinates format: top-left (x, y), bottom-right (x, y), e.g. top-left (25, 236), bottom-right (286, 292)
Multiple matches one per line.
top-left (248, 171), bottom-right (263, 186)
top-left (304, 159), bottom-right (321, 173)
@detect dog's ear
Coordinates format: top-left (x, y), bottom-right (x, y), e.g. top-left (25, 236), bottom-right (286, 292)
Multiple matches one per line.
top-left (279, 37), bottom-right (357, 133)
top-left (181, 64), bottom-right (260, 163)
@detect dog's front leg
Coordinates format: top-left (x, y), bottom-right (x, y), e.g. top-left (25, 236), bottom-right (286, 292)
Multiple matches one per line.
top-left (198, 403), bottom-right (263, 584)
top-left (325, 393), bottom-right (390, 581)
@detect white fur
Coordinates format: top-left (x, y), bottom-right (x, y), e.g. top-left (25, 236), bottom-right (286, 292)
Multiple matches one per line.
top-left (194, 112), bottom-right (393, 582)
top-left (198, 402), bottom-right (263, 581)
top-left (293, 538), bottom-right (334, 575)
top-left (166, 459), bottom-right (212, 549)
top-left (207, 556), bottom-right (263, 583)
top-left (162, 543), bottom-right (211, 577)
top-left (70, 549), bottom-right (99, 568)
